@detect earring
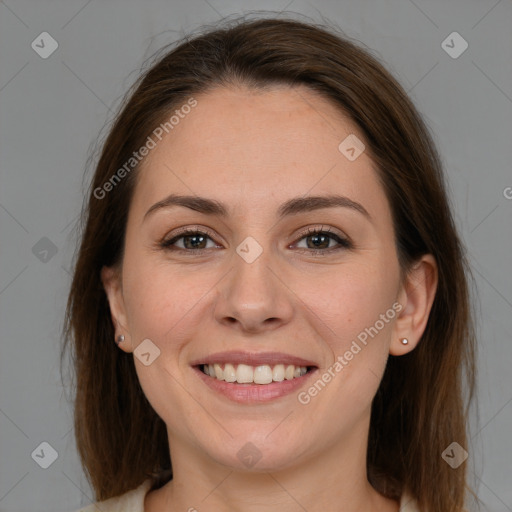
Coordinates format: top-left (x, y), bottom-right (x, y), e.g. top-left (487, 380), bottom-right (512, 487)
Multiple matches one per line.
top-left (400, 338), bottom-right (409, 345)
top-left (115, 334), bottom-right (125, 345)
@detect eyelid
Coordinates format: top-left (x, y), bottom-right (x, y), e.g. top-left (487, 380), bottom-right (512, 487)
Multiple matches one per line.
top-left (160, 225), bottom-right (222, 248)
top-left (291, 225), bottom-right (352, 250)
top-left (160, 224), bottom-right (352, 253)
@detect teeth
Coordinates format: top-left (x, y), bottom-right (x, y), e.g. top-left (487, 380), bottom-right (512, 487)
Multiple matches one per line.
top-left (224, 363), bottom-right (236, 382)
top-left (202, 363), bottom-right (309, 384)
top-left (272, 364), bottom-right (285, 382)
top-left (214, 363), bottom-right (224, 381)
top-left (236, 364), bottom-right (254, 384)
top-left (254, 365), bottom-right (273, 384)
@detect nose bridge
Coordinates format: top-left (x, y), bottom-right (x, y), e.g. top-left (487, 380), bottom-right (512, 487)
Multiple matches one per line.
top-left (215, 236), bottom-right (293, 331)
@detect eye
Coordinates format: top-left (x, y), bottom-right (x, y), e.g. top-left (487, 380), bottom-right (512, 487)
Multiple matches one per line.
top-left (292, 226), bottom-right (352, 254)
top-left (160, 228), bottom-right (220, 252)
top-left (160, 225), bottom-right (352, 255)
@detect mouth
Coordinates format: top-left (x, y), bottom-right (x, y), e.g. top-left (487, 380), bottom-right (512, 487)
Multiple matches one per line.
top-left (190, 351), bottom-right (319, 403)
top-left (198, 362), bottom-right (314, 384)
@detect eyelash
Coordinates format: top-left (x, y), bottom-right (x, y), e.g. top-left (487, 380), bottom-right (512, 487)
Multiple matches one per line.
top-left (160, 225), bottom-right (352, 256)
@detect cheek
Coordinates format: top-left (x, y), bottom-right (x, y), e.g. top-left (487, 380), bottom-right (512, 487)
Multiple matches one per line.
top-left (318, 259), bottom-right (400, 402)
top-left (121, 247), bottom-right (190, 333)
top-left (296, 267), bottom-right (399, 423)
top-left (122, 258), bottom-right (207, 431)
top-left (305, 263), bottom-right (398, 351)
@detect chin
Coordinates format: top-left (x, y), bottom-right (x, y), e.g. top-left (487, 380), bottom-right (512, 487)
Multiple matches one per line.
top-left (203, 435), bottom-right (309, 473)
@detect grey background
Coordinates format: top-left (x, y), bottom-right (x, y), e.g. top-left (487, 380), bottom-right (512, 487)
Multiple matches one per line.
top-left (0, 1), bottom-right (511, 511)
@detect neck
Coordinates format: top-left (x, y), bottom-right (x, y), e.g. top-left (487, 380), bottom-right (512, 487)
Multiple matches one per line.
top-left (146, 415), bottom-right (399, 512)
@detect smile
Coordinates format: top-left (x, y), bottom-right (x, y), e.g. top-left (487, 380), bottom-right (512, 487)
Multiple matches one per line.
top-left (191, 351), bottom-right (319, 402)
top-left (201, 363), bottom-right (310, 384)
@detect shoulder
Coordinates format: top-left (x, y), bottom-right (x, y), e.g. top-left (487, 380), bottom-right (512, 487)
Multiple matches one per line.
top-left (400, 488), bottom-right (420, 511)
top-left (72, 479), bottom-right (153, 512)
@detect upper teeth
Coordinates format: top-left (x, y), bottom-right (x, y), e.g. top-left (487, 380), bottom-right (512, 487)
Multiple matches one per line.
top-left (202, 363), bottom-right (308, 384)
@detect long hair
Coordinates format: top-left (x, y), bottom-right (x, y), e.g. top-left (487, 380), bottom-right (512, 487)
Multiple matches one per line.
top-left (62, 16), bottom-right (476, 511)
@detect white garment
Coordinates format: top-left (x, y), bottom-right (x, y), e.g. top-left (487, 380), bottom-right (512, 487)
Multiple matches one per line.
top-left (74, 479), bottom-right (421, 511)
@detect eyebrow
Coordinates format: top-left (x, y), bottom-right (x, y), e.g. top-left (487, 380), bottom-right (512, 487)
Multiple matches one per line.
top-left (143, 193), bottom-right (371, 222)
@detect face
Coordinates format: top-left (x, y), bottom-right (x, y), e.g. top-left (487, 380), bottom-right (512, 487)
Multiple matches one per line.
top-left (103, 85), bottom-right (414, 473)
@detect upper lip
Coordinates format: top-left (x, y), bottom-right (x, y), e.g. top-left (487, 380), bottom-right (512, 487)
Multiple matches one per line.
top-left (190, 351), bottom-right (318, 368)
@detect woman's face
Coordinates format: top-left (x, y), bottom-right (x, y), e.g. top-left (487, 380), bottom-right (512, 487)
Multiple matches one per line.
top-left (103, 85), bottom-right (412, 472)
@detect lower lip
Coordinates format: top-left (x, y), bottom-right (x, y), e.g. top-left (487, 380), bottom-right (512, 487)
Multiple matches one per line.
top-left (193, 366), bottom-right (317, 403)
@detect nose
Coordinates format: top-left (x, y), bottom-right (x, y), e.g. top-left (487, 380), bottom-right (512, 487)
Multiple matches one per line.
top-left (214, 246), bottom-right (294, 334)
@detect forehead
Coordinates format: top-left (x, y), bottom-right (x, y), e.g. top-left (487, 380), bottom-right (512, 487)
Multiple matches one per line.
top-left (130, 85), bottom-right (388, 222)
top-left (162, 85), bottom-right (358, 161)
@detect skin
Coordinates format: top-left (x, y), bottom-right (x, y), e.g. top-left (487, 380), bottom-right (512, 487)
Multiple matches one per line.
top-left (102, 85), bottom-right (438, 512)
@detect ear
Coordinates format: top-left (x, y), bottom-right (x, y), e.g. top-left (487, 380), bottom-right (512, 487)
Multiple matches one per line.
top-left (101, 265), bottom-right (133, 353)
top-left (390, 254), bottom-right (438, 355)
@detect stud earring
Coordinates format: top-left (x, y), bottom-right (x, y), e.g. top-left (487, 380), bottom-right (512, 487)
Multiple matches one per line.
top-left (115, 334), bottom-right (125, 345)
top-left (400, 338), bottom-right (409, 345)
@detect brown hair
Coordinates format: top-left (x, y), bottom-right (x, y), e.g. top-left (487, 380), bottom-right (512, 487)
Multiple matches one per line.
top-left (62, 15), bottom-right (477, 511)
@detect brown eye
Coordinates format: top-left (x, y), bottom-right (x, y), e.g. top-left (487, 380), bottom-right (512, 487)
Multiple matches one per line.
top-left (161, 229), bottom-right (218, 251)
top-left (160, 226), bottom-right (351, 255)
top-left (294, 227), bottom-right (352, 254)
